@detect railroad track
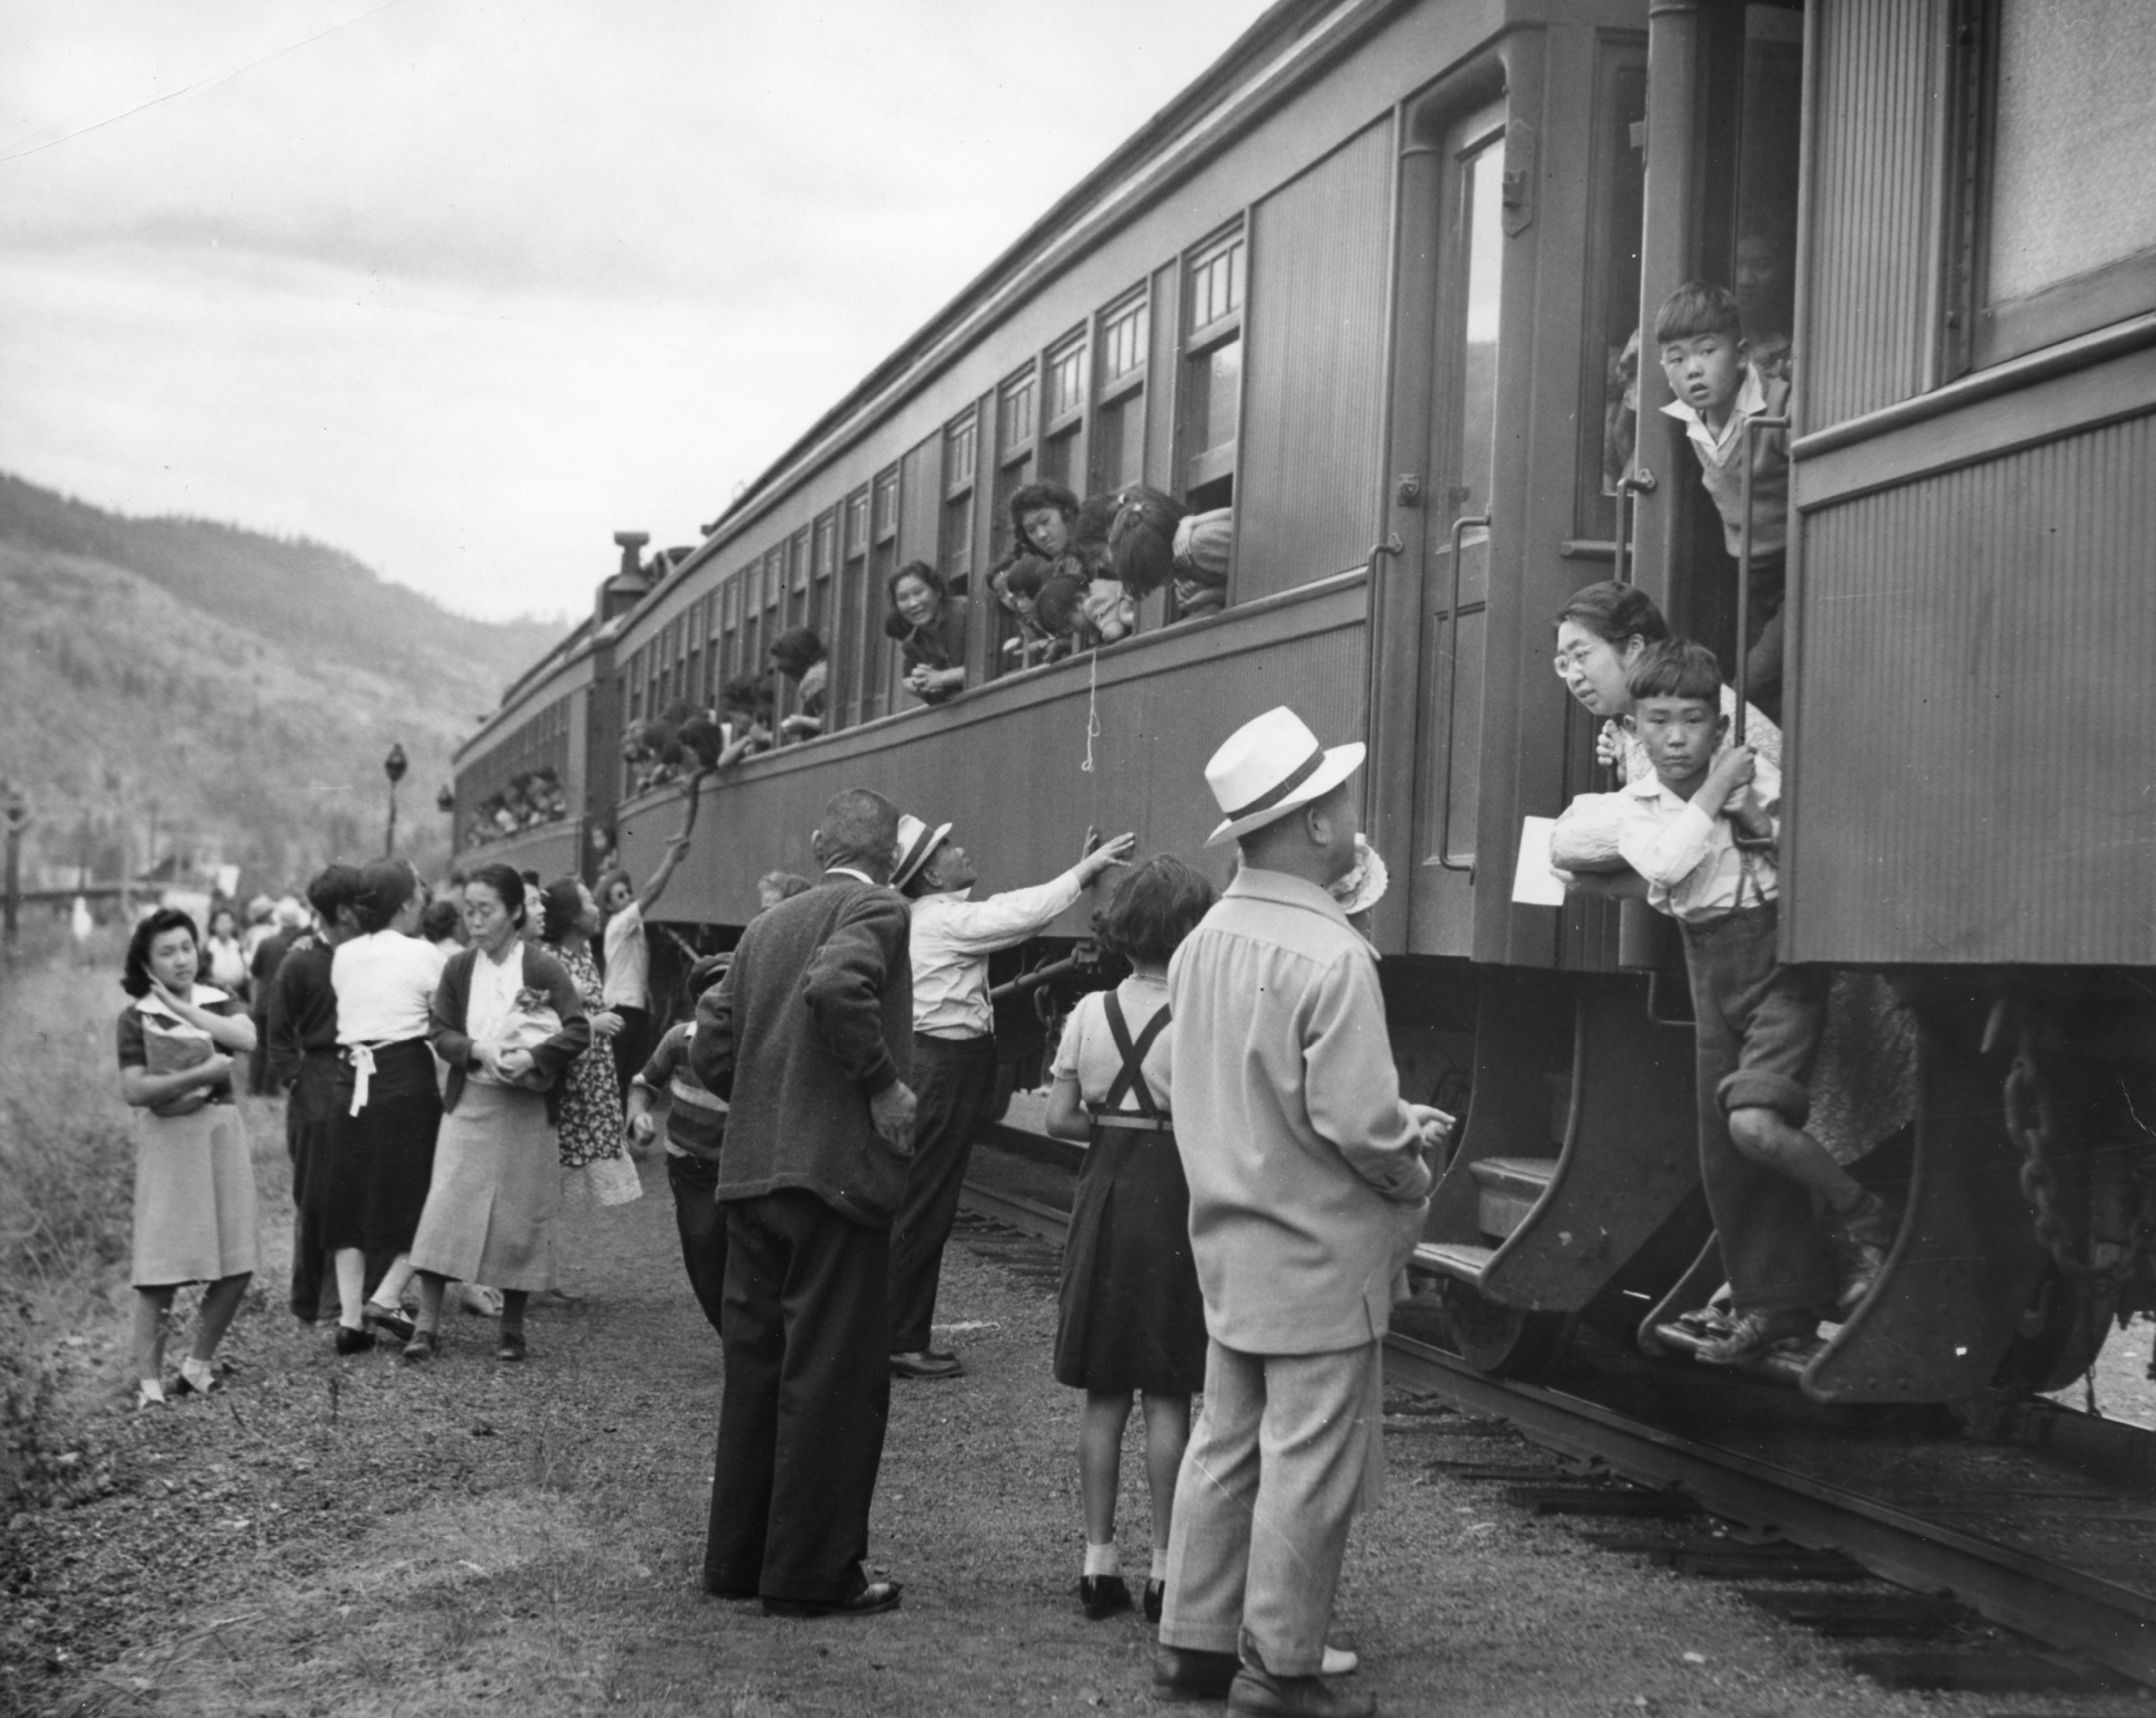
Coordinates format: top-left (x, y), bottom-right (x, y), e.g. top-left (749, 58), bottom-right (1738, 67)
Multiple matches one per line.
top-left (960, 1133), bottom-right (2156, 1695)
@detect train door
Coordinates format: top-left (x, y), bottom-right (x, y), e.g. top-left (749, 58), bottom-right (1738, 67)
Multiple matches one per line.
top-left (1406, 97), bottom-right (1507, 957)
top-left (1630, 1), bottom-right (1802, 695)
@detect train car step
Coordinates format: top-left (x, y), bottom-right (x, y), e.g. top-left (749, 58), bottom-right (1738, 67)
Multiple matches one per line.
top-left (1469, 1156), bottom-right (1558, 1239)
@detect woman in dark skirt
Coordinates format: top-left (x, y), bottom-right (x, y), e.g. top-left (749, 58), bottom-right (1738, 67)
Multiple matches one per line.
top-left (264, 863), bottom-right (367, 1324)
top-left (1044, 855), bottom-right (1215, 1623)
top-left (319, 859), bottom-right (447, 1354)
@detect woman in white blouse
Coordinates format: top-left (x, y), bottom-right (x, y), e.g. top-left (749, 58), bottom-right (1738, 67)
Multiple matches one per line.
top-left (404, 864), bottom-right (591, 1362)
top-left (319, 859), bottom-right (446, 1354)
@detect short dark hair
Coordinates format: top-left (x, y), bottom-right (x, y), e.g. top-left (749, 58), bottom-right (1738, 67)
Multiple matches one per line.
top-left (419, 898), bottom-right (463, 943)
top-left (122, 908), bottom-right (198, 998)
top-left (537, 875), bottom-right (585, 945)
top-left (1009, 481), bottom-right (1079, 546)
top-left (816, 787), bottom-right (900, 876)
top-left (769, 626), bottom-right (825, 679)
top-left (1001, 555), bottom-right (1051, 599)
top-left (306, 862), bottom-right (367, 928)
top-left (1093, 855), bottom-right (1217, 967)
top-left (886, 560), bottom-right (945, 611)
top-left (687, 952), bottom-right (732, 994)
top-left (1654, 281), bottom-right (1743, 345)
top-left (1626, 638), bottom-right (1723, 704)
top-left (1554, 581), bottom-right (1670, 648)
top-left (351, 859), bottom-right (417, 935)
top-left (465, 862), bottom-right (529, 928)
top-left (1032, 573), bottom-right (1086, 636)
top-left (720, 673), bottom-right (773, 718)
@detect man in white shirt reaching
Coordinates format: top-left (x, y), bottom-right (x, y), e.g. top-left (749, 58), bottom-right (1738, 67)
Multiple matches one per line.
top-left (885, 814), bottom-right (1133, 1379)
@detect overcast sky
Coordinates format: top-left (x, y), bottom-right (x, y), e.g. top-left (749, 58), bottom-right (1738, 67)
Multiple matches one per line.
top-left (0, 0), bottom-right (1271, 622)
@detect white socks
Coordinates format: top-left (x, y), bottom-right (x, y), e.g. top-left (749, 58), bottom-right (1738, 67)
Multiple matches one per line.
top-left (1083, 1541), bottom-right (1120, 1577)
top-left (1150, 1548), bottom-right (1168, 1584)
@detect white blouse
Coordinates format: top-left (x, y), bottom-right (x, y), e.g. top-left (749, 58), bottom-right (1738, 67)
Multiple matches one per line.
top-left (464, 942), bottom-right (526, 1072)
top-left (332, 931), bottom-right (447, 1046)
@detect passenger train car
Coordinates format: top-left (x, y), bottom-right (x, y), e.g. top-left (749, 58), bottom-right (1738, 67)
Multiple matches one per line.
top-left (454, 0), bottom-right (2156, 1406)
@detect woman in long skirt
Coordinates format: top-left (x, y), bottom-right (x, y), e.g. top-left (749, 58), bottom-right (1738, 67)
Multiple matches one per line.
top-left (1043, 856), bottom-right (1214, 1623)
top-left (116, 908), bottom-right (260, 1407)
top-left (404, 865), bottom-right (591, 1362)
top-left (319, 859), bottom-right (446, 1353)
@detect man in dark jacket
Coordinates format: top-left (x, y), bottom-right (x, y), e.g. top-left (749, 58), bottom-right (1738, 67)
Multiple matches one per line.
top-left (690, 787), bottom-right (918, 1617)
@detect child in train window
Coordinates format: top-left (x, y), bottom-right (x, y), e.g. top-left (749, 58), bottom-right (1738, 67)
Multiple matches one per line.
top-left (1654, 281), bottom-right (1790, 721)
top-left (1607, 639), bottom-right (1898, 1367)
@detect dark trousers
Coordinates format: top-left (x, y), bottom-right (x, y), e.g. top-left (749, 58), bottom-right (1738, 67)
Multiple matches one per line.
top-left (610, 1005), bottom-right (651, 1103)
top-left (666, 1152), bottom-right (727, 1337)
top-left (1682, 903), bottom-right (1834, 1315)
top-left (285, 1054), bottom-right (337, 1320)
top-left (886, 1034), bottom-right (1000, 1354)
top-left (706, 1189), bottom-right (892, 1605)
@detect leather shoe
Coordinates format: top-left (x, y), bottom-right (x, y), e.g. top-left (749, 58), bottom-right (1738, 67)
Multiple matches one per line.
top-left (889, 1349), bottom-right (964, 1380)
top-left (1698, 1306), bottom-right (1817, 1366)
top-left (1227, 1665), bottom-right (1375, 1717)
top-left (1080, 1574), bottom-right (1132, 1620)
top-left (1144, 1578), bottom-right (1165, 1624)
top-left (363, 1301), bottom-right (416, 1343)
top-left (400, 1330), bottom-right (440, 1363)
top-left (333, 1325), bottom-right (377, 1356)
top-left (1152, 1646), bottom-right (1241, 1703)
top-left (762, 1579), bottom-right (902, 1618)
top-left (701, 1575), bottom-right (758, 1600)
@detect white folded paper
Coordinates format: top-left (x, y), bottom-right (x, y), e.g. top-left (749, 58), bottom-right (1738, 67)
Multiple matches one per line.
top-left (1511, 816), bottom-right (1568, 906)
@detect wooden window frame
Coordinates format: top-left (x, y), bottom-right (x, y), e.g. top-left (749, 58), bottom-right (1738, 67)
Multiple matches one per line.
top-left (1949, 0), bottom-right (2156, 373)
top-left (1179, 222), bottom-right (1247, 497)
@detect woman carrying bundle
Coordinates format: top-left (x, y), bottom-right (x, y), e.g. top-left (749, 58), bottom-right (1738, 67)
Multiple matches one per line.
top-left (536, 876), bottom-right (639, 1222)
top-left (115, 908), bottom-right (260, 1407)
top-left (320, 858), bottom-right (446, 1353)
top-left (1043, 855), bottom-right (1215, 1623)
top-left (404, 865), bottom-right (591, 1361)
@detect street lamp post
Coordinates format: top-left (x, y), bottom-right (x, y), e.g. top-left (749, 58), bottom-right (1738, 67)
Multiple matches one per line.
top-left (384, 744), bottom-right (408, 857)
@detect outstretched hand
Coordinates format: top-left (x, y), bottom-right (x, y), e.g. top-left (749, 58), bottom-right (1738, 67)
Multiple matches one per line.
top-left (1077, 831), bottom-right (1136, 884)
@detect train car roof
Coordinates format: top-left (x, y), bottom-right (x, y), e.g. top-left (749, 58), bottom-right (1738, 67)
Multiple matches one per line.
top-left (657, 0), bottom-right (1354, 596)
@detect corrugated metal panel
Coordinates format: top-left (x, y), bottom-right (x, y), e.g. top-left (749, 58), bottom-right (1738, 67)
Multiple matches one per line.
top-left (623, 589), bottom-right (1367, 929)
top-left (899, 434), bottom-right (939, 569)
top-left (1237, 118), bottom-right (1392, 601)
top-left (1805, 2), bottom-right (1940, 426)
top-left (1791, 413), bottom-right (2156, 965)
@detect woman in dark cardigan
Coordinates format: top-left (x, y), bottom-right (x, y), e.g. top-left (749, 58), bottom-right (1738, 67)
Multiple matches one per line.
top-left (403, 864), bottom-right (591, 1362)
top-left (884, 561), bottom-right (970, 704)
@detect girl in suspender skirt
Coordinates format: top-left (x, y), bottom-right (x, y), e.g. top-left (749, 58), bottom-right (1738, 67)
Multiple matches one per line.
top-left (1044, 856), bottom-right (1215, 1623)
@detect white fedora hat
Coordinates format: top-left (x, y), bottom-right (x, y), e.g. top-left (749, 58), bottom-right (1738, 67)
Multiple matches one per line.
top-left (891, 812), bottom-right (952, 889)
top-left (1203, 707), bottom-right (1365, 846)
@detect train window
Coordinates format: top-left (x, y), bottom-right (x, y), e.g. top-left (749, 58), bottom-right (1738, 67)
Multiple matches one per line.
top-left (1041, 333), bottom-right (1086, 490)
top-left (1968, 0), bottom-right (2156, 366)
top-left (1578, 50), bottom-right (1648, 539)
top-left (844, 491), bottom-right (869, 560)
top-left (872, 469), bottom-right (899, 543)
top-left (1093, 289), bottom-right (1148, 494)
top-left (812, 510), bottom-right (837, 639)
top-left (942, 410), bottom-right (977, 584)
top-left (863, 467), bottom-right (901, 720)
top-left (1183, 226), bottom-right (1245, 508)
top-left (998, 367), bottom-right (1037, 460)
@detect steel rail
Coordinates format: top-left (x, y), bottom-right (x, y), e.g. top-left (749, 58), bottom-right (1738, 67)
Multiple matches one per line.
top-left (958, 1166), bottom-right (2156, 1690)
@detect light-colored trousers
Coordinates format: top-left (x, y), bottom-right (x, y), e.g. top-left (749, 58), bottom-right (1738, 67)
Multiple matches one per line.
top-left (1158, 1336), bottom-right (1383, 1676)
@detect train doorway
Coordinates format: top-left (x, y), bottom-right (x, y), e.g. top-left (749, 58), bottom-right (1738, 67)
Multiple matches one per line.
top-left (1406, 95), bottom-right (1507, 958)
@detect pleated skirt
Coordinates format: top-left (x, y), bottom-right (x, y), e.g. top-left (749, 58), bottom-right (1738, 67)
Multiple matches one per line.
top-left (1053, 1125), bottom-right (1207, 1395)
top-left (407, 1082), bottom-right (560, 1291)
top-left (133, 1103), bottom-right (258, 1288)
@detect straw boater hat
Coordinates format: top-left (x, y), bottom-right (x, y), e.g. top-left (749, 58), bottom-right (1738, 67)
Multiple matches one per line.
top-left (1203, 707), bottom-right (1366, 846)
top-left (891, 813), bottom-right (953, 890)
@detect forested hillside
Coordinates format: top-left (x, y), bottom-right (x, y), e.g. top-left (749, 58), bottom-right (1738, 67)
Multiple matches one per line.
top-left (0, 474), bottom-right (567, 892)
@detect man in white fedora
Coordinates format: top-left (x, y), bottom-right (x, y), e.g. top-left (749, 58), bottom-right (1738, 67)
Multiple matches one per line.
top-left (884, 811), bottom-right (1135, 1379)
top-left (1154, 707), bottom-right (1451, 1718)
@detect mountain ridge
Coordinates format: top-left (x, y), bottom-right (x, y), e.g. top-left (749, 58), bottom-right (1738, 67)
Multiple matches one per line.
top-left (0, 470), bottom-right (573, 893)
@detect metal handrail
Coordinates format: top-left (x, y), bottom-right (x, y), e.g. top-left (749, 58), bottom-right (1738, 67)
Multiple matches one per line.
top-left (1610, 467), bottom-right (1656, 587)
top-left (1432, 510), bottom-right (1492, 873)
top-left (1733, 417), bottom-right (1788, 746)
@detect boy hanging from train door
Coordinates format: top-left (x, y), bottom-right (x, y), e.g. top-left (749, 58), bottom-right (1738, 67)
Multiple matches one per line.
top-left (1655, 281), bottom-right (1790, 723)
top-left (1609, 638), bottom-right (1897, 1365)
